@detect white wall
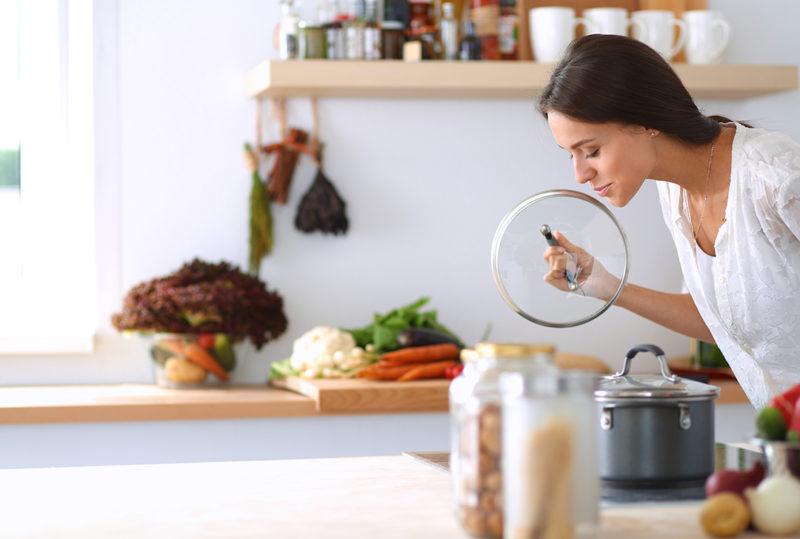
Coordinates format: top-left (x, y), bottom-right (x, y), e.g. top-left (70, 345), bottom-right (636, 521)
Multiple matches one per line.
top-left (6, 0), bottom-right (797, 386)
top-left (0, 0), bottom-right (796, 467)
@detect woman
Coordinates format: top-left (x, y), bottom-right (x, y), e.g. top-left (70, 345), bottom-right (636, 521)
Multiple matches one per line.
top-left (539, 34), bottom-right (800, 409)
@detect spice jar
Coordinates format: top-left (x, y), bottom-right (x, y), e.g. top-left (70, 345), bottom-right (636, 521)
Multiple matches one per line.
top-left (381, 20), bottom-right (406, 59)
top-left (449, 342), bottom-right (556, 538)
top-left (298, 22), bottom-right (327, 59)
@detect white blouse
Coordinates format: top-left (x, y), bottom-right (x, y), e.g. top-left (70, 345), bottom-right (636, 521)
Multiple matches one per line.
top-left (656, 123), bottom-right (800, 409)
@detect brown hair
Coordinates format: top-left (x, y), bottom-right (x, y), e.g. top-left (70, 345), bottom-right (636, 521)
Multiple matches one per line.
top-left (537, 34), bottom-right (734, 145)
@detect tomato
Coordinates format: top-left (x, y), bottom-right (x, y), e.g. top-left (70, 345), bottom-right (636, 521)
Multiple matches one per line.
top-left (769, 382), bottom-right (800, 425)
top-left (197, 333), bottom-right (215, 349)
top-left (445, 363), bottom-right (464, 380)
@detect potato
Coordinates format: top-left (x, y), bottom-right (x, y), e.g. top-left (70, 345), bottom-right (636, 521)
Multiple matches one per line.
top-left (700, 492), bottom-right (751, 537)
top-left (164, 356), bottom-right (208, 384)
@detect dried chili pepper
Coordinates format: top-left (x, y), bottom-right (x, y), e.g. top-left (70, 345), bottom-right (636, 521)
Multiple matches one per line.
top-left (263, 127), bottom-right (308, 205)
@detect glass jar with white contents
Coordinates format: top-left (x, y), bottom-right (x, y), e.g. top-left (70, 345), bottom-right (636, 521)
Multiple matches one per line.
top-left (500, 369), bottom-right (600, 539)
top-left (449, 342), bottom-right (556, 538)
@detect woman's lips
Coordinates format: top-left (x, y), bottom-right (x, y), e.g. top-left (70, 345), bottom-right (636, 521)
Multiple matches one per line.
top-left (593, 183), bottom-right (611, 197)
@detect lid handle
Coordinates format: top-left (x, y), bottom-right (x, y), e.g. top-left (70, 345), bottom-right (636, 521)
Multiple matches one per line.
top-left (612, 344), bottom-right (679, 383)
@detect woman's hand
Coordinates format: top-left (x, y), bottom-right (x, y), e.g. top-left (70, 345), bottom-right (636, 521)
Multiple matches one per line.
top-left (542, 231), bottom-right (621, 301)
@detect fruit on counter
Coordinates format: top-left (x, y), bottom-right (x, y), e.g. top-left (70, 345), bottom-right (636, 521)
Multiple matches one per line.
top-left (705, 460), bottom-right (765, 498)
top-left (699, 493), bottom-right (751, 537)
top-left (164, 356), bottom-right (208, 384)
top-left (343, 297), bottom-right (463, 354)
top-left (396, 327), bottom-right (464, 349)
top-left (769, 382), bottom-right (800, 426)
top-left (744, 474), bottom-right (800, 535)
top-left (755, 406), bottom-right (787, 440)
top-left (268, 326), bottom-right (378, 380)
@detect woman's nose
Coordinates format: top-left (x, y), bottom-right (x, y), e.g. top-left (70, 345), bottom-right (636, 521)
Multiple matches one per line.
top-left (573, 158), bottom-right (594, 184)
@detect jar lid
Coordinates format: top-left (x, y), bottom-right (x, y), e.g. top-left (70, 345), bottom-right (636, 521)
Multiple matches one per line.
top-left (381, 20), bottom-right (405, 29)
top-left (594, 373), bottom-right (720, 400)
top-left (475, 342), bottom-right (555, 358)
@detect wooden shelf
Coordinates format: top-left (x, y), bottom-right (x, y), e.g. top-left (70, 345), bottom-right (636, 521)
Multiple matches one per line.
top-left (245, 60), bottom-right (797, 100)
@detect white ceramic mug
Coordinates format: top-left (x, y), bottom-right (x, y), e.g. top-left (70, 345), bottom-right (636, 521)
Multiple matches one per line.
top-left (583, 7), bottom-right (646, 39)
top-left (683, 10), bottom-right (731, 64)
top-left (529, 6), bottom-right (597, 63)
top-left (631, 9), bottom-right (686, 60)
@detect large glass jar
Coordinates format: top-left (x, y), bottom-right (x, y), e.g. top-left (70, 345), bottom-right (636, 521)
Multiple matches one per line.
top-left (449, 342), bottom-right (556, 538)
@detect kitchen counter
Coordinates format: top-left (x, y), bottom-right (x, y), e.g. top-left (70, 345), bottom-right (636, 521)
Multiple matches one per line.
top-left (0, 451), bottom-right (776, 538)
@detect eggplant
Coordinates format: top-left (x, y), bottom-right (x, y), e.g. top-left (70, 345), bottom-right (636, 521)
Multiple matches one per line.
top-left (397, 327), bottom-right (464, 349)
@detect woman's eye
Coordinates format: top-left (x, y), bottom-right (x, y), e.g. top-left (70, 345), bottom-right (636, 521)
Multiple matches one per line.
top-left (586, 149), bottom-right (599, 159)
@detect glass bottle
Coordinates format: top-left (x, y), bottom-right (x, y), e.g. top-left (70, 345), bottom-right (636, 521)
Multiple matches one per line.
top-left (440, 2), bottom-right (459, 60)
top-left (383, 0), bottom-right (410, 27)
top-left (498, 0), bottom-right (517, 60)
top-left (469, 0), bottom-right (500, 60)
top-left (364, 0), bottom-right (382, 59)
top-left (409, 0), bottom-right (433, 35)
top-left (459, 20), bottom-right (482, 60)
top-left (277, 0), bottom-right (301, 60)
top-left (449, 342), bottom-right (556, 539)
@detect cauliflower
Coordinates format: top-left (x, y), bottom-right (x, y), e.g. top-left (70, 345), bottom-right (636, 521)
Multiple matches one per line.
top-left (289, 326), bottom-right (373, 378)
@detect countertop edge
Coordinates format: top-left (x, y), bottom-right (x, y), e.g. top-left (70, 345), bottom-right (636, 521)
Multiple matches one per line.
top-left (0, 376), bottom-right (749, 425)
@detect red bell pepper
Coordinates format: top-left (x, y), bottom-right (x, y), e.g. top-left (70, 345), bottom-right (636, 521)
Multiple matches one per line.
top-left (769, 382), bottom-right (800, 426)
top-left (787, 397), bottom-right (800, 441)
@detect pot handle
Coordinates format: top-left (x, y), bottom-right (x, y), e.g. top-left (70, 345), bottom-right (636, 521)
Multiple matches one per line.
top-left (612, 344), bottom-right (679, 383)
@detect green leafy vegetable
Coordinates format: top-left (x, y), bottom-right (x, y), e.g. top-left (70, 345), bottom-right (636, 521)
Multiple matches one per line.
top-left (341, 297), bottom-right (461, 354)
top-left (269, 357), bottom-right (299, 380)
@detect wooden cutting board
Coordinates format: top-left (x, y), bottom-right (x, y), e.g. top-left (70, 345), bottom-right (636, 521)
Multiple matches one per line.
top-left (269, 376), bottom-right (450, 413)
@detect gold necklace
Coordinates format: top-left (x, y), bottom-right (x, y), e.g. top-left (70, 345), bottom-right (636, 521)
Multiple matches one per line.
top-left (693, 142), bottom-right (716, 241)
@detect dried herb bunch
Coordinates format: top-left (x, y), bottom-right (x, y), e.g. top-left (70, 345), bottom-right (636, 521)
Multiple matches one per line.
top-left (111, 259), bottom-right (288, 349)
top-left (295, 168), bottom-right (349, 235)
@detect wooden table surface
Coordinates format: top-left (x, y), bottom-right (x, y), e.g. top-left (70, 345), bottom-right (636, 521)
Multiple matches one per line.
top-left (0, 454), bottom-right (777, 538)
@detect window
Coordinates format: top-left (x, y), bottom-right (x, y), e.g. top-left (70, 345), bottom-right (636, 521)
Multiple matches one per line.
top-left (0, 0), bottom-right (96, 354)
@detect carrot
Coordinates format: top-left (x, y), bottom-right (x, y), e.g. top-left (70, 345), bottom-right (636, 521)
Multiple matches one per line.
top-left (397, 360), bottom-right (457, 382)
top-left (357, 362), bottom-right (420, 381)
top-left (379, 343), bottom-right (460, 367)
top-left (160, 339), bottom-right (230, 382)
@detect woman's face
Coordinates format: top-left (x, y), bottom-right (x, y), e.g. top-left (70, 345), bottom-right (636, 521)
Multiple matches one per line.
top-left (546, 111), bottom-right (656, 207)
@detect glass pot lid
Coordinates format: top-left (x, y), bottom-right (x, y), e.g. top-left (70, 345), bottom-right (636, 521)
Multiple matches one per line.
top-left (490, 189), bottom-right (630, 328)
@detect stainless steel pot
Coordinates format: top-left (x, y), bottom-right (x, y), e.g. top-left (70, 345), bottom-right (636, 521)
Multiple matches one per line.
top-left (594, 344), bottom-right (720, 487)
